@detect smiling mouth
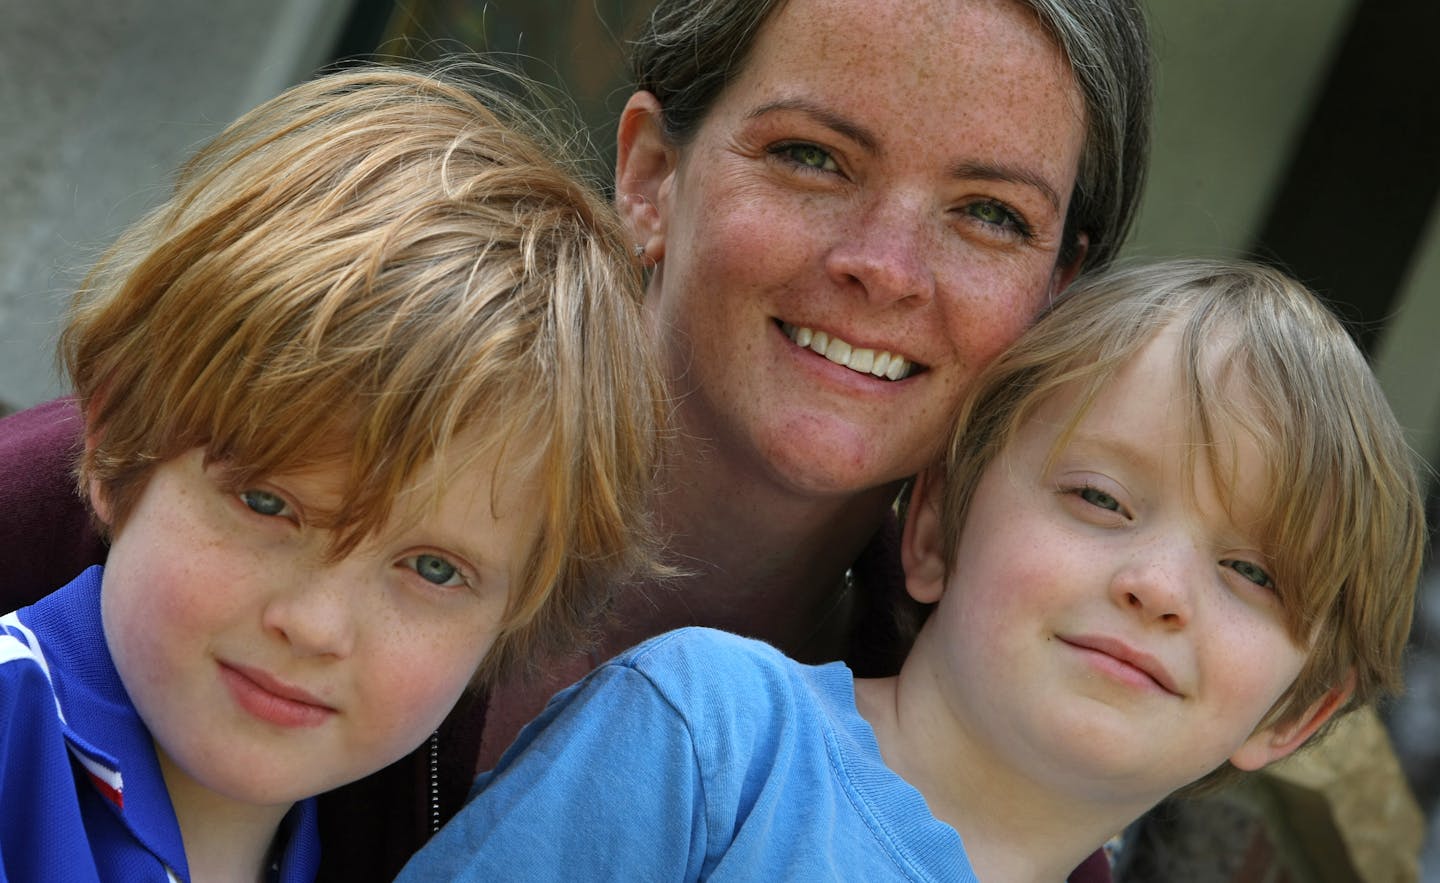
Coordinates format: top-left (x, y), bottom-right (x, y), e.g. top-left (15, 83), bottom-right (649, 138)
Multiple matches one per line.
top-left (1060, 635), bottom-right (1183, 697)
top-left (221, 662), bottom-right (336, 728)
top-left (779, 321), bottom-right (923, 381)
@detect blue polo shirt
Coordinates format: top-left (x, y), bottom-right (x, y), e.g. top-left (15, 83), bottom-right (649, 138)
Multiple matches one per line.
top-left (0, 566), bottom-right (320, 882)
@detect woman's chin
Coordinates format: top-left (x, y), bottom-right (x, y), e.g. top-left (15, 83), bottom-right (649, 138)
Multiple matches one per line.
top-left (750, 416), bottom-right (915, 501)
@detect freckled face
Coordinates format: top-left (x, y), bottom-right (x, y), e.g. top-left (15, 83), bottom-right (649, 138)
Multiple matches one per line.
top-left (647, 0), bottom-right (1087, 497)
top-left (99, 446), bottom-right (535, 809)
top-left (914, 329), bottom-right (1310, 804)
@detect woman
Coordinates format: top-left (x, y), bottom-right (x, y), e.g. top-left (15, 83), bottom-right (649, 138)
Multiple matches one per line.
top-left (0, 0), bottom-right (1151, 879)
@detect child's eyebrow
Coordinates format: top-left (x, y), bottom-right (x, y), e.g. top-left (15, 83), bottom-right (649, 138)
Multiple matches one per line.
top-left (1056, 431), bottom-right (1162, 474)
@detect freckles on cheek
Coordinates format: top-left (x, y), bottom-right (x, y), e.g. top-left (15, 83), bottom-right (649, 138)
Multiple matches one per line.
top-left (940, 267), bottom-right (1051, 376)
top-left (111, 568), bottom-right (187, 627)
top-left (982, 288), bottom-right (1048, 354)
top-left (388, 675), bottom-right (452, 718)
top-left (358, 658), bottom-right (456, 738)
top-left (917, 373), bottom-right (966, 423)
top-left (382, 630), bottom-right (491, 716)
top-left (713, 185), bottom-right (827, 269)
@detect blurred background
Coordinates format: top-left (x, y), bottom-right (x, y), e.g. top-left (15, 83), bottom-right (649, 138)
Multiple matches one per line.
top-left (2, 0), bottom-right (1436, 878)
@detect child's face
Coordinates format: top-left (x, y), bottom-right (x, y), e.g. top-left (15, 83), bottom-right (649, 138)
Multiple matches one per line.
top-left (95, 444), bottom-right (534, 809)
top-left (905, 325), bottom-right (1333, 806)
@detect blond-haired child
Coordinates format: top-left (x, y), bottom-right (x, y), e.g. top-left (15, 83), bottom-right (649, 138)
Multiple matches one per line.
top-left (399, 258), bottom-right (1424, 883)
top-left (0, 64), bottom-right (665, 882)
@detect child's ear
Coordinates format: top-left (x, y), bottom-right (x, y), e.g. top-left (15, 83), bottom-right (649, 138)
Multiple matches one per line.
top-left (83, 432), bottom-right (113, 528)
top-left (901, 467), bottom-right (949, 605)
top-left (88, 477), bottom-right (112, 527)
top-left (1229, 673), bottom-right (1356, 771)
top-left (614, 91), bottom-right (677, 264)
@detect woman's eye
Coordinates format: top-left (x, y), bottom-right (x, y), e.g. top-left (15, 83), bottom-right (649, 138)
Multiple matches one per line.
top-left (771, 142), bottom-right (839, 173)
top-left (239, 489), bottom-right (289, 517)
top-left (1222, 559), bottom-right (1274, 590)
top-left (405, 554), bottom-right (465, 588)
top-left (964, 200), bottom-right (1031, 237)
top-left (1077, 486), bottom-right (1122, 513)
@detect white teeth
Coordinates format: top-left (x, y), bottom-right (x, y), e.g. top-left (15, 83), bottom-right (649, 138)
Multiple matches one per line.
top-left (781, 323), bottom-right (915, 380)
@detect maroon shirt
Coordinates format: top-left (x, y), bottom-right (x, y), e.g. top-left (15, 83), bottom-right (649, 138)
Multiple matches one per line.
top-left (0, 399), bottom-right (1113, 883)
top-left (0, 399), bottom-right (107, 596)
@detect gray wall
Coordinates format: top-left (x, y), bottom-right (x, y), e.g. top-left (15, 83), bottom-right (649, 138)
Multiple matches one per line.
top-left (0, 0), bottom-right (350, 410)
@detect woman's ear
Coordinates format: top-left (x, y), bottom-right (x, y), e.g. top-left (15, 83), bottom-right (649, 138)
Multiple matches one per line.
top-left (1049, 231), bottom-right (1089, 300)
top-left (901, 467), bottom-right (949, 605)
top-left (615, 91), bottom-right (677, 264)
top-left (1229, 673), bottom-right (1356, 771)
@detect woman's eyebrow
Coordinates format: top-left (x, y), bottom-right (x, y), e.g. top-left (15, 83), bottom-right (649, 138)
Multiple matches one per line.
top-left (948, 160), bottom-right (1062, 213)
top-left (746, 98), bottom-right (879, 153)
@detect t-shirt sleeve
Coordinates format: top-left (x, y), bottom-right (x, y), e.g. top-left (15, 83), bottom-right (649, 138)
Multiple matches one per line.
top-left (395, 660), bottom-right (708, 882)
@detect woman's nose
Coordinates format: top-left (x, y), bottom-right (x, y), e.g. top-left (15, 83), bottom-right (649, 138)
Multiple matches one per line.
top-left (825, 195), bottom-right (937, 306)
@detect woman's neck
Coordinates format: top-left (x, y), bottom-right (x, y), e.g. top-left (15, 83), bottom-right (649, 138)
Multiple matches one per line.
top-left (157, 748), bottom-right (292, 883)
top-left (603, 425), bottom-right (902, 661)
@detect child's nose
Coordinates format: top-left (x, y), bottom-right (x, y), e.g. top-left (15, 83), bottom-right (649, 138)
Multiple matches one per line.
top-left (1109, 543), bottom-right (1196, 628)
top-left (261, 571), bottom-right (358, 658)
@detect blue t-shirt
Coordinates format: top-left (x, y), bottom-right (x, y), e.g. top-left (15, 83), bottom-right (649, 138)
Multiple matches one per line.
top-left (398, 627), bottom-right (974, 881)
top-left (0, 566), bottom-right (319, 882)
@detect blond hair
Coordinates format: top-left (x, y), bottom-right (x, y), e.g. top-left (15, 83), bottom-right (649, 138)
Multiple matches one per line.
top-left (62, 64), bottom-right (669, 685)
top-left (934, 258), bottom-right (1425, 791)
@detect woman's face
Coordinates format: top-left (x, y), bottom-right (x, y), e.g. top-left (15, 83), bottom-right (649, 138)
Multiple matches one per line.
top-left (632, 0), bottom-right (1088, 498)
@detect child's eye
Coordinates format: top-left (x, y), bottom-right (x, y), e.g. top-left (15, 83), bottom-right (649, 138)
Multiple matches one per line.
top-left (404, 554), bottom-right (466, 588)
top-left (1077, 486), bottom-right (1122, 513)
top-left (1221, 559), bottom-right (1274, 590)
top-left (240, 489), bottom-right (290, 517)
top-left (769, 142), bottom-right (840, 174)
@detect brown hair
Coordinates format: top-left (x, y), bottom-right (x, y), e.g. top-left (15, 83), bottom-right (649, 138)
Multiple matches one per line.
top-left (62, 64), bottom-right (670, 685)
top-left (935, 258), bottom-right (1426, 792)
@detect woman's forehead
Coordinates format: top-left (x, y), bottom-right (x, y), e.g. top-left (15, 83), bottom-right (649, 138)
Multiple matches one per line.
top-left (719, 0), bottom-right (1086, 175)
top-left (741, 0), bottom-right (1079, 108)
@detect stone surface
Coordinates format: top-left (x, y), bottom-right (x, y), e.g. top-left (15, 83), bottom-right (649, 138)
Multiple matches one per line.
top-left (1262, 708), bottom-right (1422, 883)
